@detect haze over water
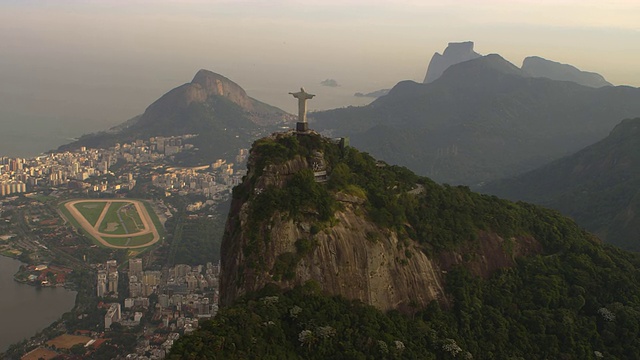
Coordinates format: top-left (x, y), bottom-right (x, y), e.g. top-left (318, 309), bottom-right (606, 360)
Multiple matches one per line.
top-left (1, 1), bottom-right (639, 154)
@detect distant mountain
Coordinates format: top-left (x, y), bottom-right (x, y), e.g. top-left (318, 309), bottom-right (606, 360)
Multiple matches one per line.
top-left (312, 54), bottom-right (640, 185)
top-left (423, 41), bottom-right (481, 83)
top-left (522, 56), bottom-right (612, 88)
top-left (134, 69), bottom-right (287, 129)
top-left (481, 118), bottom-right (640, 250)
top-left (58, 70), bottom-right (291, 164)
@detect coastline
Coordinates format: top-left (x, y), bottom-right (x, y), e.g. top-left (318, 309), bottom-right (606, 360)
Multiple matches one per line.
top-left (0, 254), bottom-right (78, 355)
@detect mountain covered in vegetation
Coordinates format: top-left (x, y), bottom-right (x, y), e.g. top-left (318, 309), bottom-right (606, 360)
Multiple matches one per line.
top-left (58, 70), bottom-right (291, 164)
top-left (481, 117), bottom-right (640, 251)
top-left (170, 132), bottom-right (640, 359)
top-left (522, 56), bottom-right (612, 88)
top-left (312, 54), bottom-right (640, 185)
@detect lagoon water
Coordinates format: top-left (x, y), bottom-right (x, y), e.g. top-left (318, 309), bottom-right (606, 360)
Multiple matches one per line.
top-left (0, 256), bottom-right (77, 353)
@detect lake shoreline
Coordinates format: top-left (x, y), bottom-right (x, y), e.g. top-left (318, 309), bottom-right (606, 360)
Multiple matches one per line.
top-left (0, 255), bottom-right (78, 355)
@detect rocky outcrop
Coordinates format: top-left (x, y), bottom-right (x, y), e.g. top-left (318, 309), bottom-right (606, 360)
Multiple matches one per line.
top-left (134, 69), bottom-right (289, 129)
top-left (221, 187), bottom-right (446, 311)
top-left (219, 132), bottom-right (542, 312)
top-left (522, 56), bottom-right (612, 88)
top-left (438, 232), bottom-right (542, 279)
top-left (423, 41), bottom-right (481, 83)
top-left (190, 69), bottom-right (255, 109)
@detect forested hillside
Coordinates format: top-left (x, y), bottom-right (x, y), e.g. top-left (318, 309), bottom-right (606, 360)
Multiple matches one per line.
top-left (482, 118), bottom-right (640, 250)
top-left (169, 132), bottom-right (640, 359)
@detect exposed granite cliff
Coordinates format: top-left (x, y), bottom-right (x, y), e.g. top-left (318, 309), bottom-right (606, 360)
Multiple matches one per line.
top-left (191, 69), bottom-right (255, 110)
top-left (423, 41), bottom-right (481, 83)
top-left (134, 69), bottom-right (289, 129)
top-left (220, 132), bottom-right (542, 312)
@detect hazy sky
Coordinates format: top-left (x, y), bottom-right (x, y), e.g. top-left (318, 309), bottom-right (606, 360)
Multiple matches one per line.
top-left (1, 0), bottom-right (639, 156)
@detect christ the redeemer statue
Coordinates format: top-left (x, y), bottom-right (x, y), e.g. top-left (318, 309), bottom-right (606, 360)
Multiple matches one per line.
top-left (289, 88), bottom-right (315, 130)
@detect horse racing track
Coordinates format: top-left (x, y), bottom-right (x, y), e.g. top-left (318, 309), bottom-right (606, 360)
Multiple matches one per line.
top-left (60, 199), bottom-right (161, 249)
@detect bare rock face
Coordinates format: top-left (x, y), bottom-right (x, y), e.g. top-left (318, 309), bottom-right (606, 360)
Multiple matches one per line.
top-left (438, 232), bottom-right (542, 279)
top-left (221, 190), bottom-right (447, 311)
top-left (133, 69), bottom-right (290, 130)
top-left (522, 56), bottom-right (612, 88)
top-left (190, 69), bottom-right (254, 110)
top-left (423, 41), bottom-right (482, 83)
top-left (139, 70), bottom-right (254, 122)
top-left (219, 132), bottom-right (542, 312)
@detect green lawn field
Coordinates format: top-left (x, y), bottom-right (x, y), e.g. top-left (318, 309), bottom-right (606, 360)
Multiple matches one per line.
top-left (98, 202), bottom-right (128, 234)
top-left (73, 201), bottom-right (107, 227)
top-left (60, 199), bottom-right (163, 249)
top-left (121, 203), bottom-right (144, 233)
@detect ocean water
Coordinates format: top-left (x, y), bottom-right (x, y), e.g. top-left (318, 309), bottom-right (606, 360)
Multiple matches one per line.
top-left (0, 85), bottom-right (374, 159)
top-left (0, 115), bottom-right (105, 158)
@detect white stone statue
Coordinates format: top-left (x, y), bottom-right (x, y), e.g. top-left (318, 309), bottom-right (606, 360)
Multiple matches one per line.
top-left (289, 87), bottom-right (315, 123)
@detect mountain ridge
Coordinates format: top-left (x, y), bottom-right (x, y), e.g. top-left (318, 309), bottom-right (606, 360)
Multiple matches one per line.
top-left (312, 54), bottom-right (640, 185)
top-left (219, 131), bottom-right (582, 310)
top-left (423, 41), bottom-right (482, 83)
top-left (170, 130), bottom-right (640, 359)
top-left (57, 69), bottom-right (292, 164)
top-left (522, 56), bottom-right (612, 88)
top-left (480, 117), bottom-right (640, 250)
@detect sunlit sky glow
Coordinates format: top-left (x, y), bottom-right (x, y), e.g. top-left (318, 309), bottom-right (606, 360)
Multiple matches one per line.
top-left (0, 0), bottom-right (639, 155)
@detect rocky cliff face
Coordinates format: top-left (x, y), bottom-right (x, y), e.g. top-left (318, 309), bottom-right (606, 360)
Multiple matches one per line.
top-left (522, 56), bottom-right (612, 88)
top-left (135, 69), bottom-right (288, 129)
top-left (423, 41), bottom-right (481, 83)
top-left (190, 69), bottom-right (255, 110)
top-left (220, 132), bottom-right (542, 312)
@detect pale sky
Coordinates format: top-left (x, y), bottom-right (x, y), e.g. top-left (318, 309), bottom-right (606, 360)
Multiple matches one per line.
top-left (0, 0), bottom-right (639, 156)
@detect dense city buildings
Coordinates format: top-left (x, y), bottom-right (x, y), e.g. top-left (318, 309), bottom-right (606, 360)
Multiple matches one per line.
top-left (0, 135), bottom-right (248, 201)
top-left (0, 133), bottom-right (229, 359)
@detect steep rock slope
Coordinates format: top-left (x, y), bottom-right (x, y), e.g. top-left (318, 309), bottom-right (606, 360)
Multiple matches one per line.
top-left (171, 132), bottom-right (640, 359)
top-left (481, 117), bottom-right (640, 250)
top-left (522, 56), bottom-right (612, 88)
top-left (134, 69), bottom-right (287, 130)
top-left (220, 132), bottom-right (562, 311)
top-left (423, 41), bottom-right (481, 83)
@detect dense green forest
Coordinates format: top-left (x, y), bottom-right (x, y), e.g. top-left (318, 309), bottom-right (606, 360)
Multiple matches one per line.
top-left (171, 133), bottom-right (640, 359)
top-left (171, 238), bottom-right (640, 359)
top-left (481, 118), bottom-right (640, 251)
top-left (163, 195), bottom-right (228, 265)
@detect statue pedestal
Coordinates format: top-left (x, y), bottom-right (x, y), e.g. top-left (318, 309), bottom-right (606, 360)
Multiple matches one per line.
top-left (296, 122), bottom-right (309, 132)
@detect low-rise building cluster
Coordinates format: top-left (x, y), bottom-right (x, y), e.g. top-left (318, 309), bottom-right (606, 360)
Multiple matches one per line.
top-left (151, 151), bottom-right (248, 199)
top-left (0, 134), bottom-right (197, 197)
